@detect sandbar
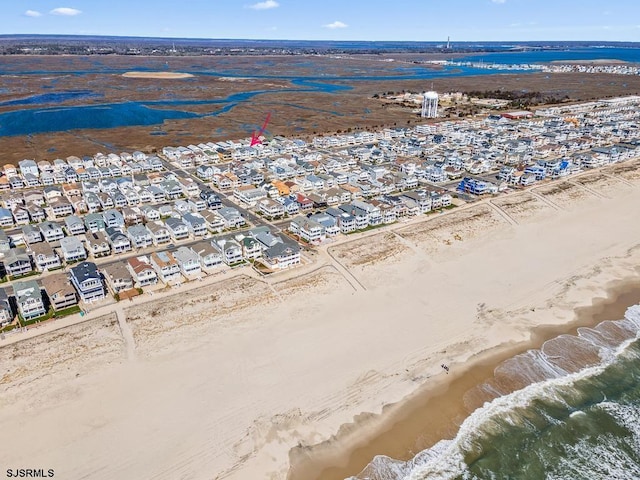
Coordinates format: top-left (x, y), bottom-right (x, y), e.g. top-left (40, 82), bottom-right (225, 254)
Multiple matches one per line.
top-left (121, 71), bottom-right (194, 79)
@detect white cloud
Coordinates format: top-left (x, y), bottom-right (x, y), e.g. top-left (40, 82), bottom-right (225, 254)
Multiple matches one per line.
top-left (50, 7), bottom-right (82, 16)
top-left (323, 20), bottom-right (348, 29)
top-left (24, 10), bottom-right (42, 17)
top-left (491, 0), bottom-right (506, 3)
top-left (248, 0), bottom-right (279, 10)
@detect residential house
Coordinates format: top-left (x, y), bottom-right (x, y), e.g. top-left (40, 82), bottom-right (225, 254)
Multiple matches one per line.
top-left (0, 288), bottom-right (13, 326)
top-left (102, 262), bottom-right (134, 294)
top-left (0, 208), bottom-right (14, 227)
top-left (262, 241), bottom-right (301, 270)
top-left (127, 224), bottom-right (153, 249)
top-left (147, 222), bottom-right (171, 246)
top-left (64, 215), bottom-right (86, 236)
top-left (85, 231), bottom-right (111, 258)
top-left (289, 216), bottom-right (326, 243)
top-left (241, 236), bottom-right (263, 260)
top-left (258, 198), bottom-right (285, 219)
top-left (106, 227), bottom-right (132, 254)
top-left (326, 207), bottom-right (357, 234)
top-left (29, 242), bottom-right (62, 271)
top-left (173, 246), bottom-right (202, 276)
top-left (13, 280), bottom-right (46, 320)
top-left (12, 207), bottom-right (30, 226)
top-left (149, 251), bottom-right (182, 283)
top-left (3, 248), bottom-right (33, 277)
top-left (212, 238), bottom-right (243, 265)
top-left (164, 217), bottom-right (189, 241)
top-left (103, 209), bottom-right (125, 230)
top-left (21, 225), bottom-right (43, 245)
top-left (41, 274), bottom-right (78, 311)
top-left (0, 230), bottom-right (10, 251)
top-left (70, 261), bottom-right (105, 302)
top-left (217, 207), bottom-right (246, 229)
top-left (126, 256), bottom-right (158, 287)
top-left (181, 213), bottom-right (207, 237)
top-left (190, 241), bottom-right (223, 271)
top-left (49, 198), bottom-right (74, 218)
top-left (200, 210), bottom-right (225, 233)
top-left (59, 236), bottom-right (87, 263)
top-left (84, 213), bottom-right (106, 233)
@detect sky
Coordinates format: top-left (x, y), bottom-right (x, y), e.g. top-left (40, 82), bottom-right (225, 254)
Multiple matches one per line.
top-left (4, 0), bottom-right (640, 42)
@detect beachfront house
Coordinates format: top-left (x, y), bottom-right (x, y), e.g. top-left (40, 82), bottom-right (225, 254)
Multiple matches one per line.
top-left (173, 246), bottom-right (202, 277)
top-left (127, 256), bottom-right (158, 287)
top-left (190, 241), bottom-right (223, 271)
top-left (41, 273), bottom-right (78, 311)
top-left (102, 262), bottom-right (134, 294)
top-left (70, 261), bottom-right (105, 302)
top-left (0, 288), bottom-right (14, 326)
top-left (13, 280), bottom-right (46, 320)
top-left (212, 238), bottom-right (243, 266)
top-left (149, 251), bottom-right (182, 284)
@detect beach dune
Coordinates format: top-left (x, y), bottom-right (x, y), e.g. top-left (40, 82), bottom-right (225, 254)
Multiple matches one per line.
top-left (1, 164), bottom-right (639, 480)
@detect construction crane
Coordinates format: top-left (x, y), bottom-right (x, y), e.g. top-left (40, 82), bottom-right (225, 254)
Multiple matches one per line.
top-left (250, 112), bottom-right (271, 147)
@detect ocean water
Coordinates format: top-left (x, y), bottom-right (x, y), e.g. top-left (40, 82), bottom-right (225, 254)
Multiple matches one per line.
top-left (351, 305), bottom-right (640, 480)
top-left (460, 47), bottom-right (640, 65)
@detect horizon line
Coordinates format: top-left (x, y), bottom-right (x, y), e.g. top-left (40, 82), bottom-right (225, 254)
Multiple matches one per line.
top-left (1, 34), bottom-right (639, 45)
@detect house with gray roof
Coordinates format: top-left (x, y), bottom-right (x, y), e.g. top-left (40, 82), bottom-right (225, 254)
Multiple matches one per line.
top-left (84, 213), bottom-right (106, 233)
top-left (0, 208), bottom-right (14, 228)
top-left (127, 225), bottom-right (153, 249)
top-left (263, 240), bottom-right (301, 270)
top-left (106, 227), bottom-right (132, 254)
top-left (39, 221), bottom-right (65, 243)
top-left (22, 225), bottom-right (43, 245)
top-left (60, 236), bottom-right (87, 263)
top-left (70, 261), bottom-right (105, 302)
top-left (173, 246), bottom-right (202, 276)
top-left (164, 217), bottom-right (189, 241)
top-left (103, 209), bottom-right (125, 230)
top-left (0, 288), bottom-right (14, 326)
top-left (64, 215), bottom-right (86, 236)
top-left (181, 213), bottom-right (207, 237)
top-left (3, 248), bottom-right (33, 277)
top-left (13, 280), bottom-right (45, 320)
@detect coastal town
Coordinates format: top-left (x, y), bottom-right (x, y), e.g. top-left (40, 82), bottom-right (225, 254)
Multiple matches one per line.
top-left (0, 93), bottom-right (639, 334)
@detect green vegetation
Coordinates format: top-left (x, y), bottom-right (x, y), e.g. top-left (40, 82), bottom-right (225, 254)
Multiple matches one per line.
top-left (53, 305), bottom-right (81, 318)
top-left (8, 270), bottom-right (39, 281)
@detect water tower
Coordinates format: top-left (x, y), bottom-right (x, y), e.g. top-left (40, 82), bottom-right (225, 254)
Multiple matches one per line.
top-left (421, 91), bottom-right (439, 118)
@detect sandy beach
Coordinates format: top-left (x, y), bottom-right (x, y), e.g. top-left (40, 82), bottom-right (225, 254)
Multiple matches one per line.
top-left (121, 71), bottom-right (194, 79)
top-left (1, 162), bottom-right (640, 480)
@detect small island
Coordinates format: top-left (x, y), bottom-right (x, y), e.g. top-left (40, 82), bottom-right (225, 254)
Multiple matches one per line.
top-left (121, 71), bottom-right (194, 79)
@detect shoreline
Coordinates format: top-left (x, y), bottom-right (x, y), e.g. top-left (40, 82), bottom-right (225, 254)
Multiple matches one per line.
top-left (289, 276), bottom-right (640, 480)
top-left (0, 166), bottom-right (639, 480)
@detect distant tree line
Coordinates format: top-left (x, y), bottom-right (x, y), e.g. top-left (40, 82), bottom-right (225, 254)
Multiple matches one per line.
top-left (464, 89), bottom-right (570, 108)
